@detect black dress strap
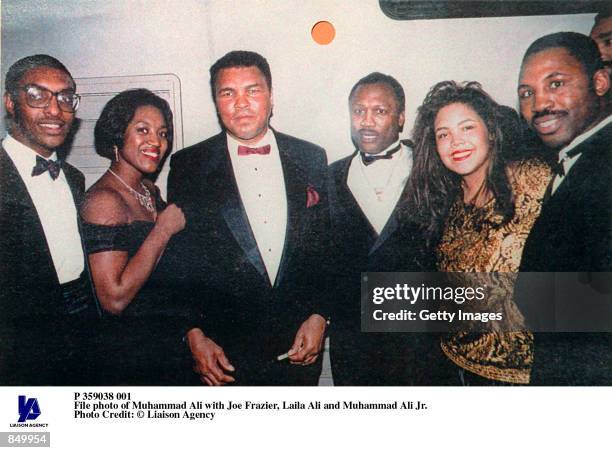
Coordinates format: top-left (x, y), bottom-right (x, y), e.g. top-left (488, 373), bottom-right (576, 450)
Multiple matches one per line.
top-left (82, 223), bottom-right (133, 254)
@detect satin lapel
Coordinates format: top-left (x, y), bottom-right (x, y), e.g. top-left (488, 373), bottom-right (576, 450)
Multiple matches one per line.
top-left (0, 146), bottom-right (59, 286)
top-left (546, 124), bottom-right (611, 206)
top-left (0, 147), bottom-right (34, 209)
top-left (274, 135), bottom-right (307, 287)
top-left (332, 151), bottom-right (378, 252)
top-left (334, 152), bottom-right (378, 240)
top-left (214, 138), bottom-right (267, 279)
top-left (61, 162), bottom-right (102, 316)
top-left (61, 162), bottom-right (84, 207)
top-left (370, 143), bottom-right (412, 255)
top-left (369, 179), bottom-right (410, 255)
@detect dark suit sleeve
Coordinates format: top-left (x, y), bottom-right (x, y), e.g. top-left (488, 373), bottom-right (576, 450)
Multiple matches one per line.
top-left (63, 162), bottom-right (86, 206)
top-left (167, 151), bottom-right (187, 205)
top-left (580, 155), bottom-right (612, 272)
top-left (165, 150), bottom-right (207, 335)
top-left (298, 145), bottom-right (334, 322)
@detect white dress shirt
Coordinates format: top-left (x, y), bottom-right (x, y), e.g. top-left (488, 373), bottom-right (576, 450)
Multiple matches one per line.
top-left (227, 130), bottom-right (287, 284)
top-left (347, 140), bottom-right (413, 235)
top-left (551, 114), bottom-right (612, 195)
top-left (3, 134), bottom-right (84, 283)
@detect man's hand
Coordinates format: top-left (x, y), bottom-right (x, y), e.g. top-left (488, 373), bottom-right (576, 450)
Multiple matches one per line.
top-left (287, 314), bottom-right (326, 366)
top-left (186, 328), bottom-right (235, 386)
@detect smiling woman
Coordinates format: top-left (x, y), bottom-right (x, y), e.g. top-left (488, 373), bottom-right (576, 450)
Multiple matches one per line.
top-left (80, 89), bottom-right (190, 385)
top-left (405, 80), bottom-right (552, 385)
top-left (433, 102), bottom-right (492, 201)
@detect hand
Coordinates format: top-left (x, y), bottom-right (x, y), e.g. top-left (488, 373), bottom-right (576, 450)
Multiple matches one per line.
top-left (155, 203), bottom-right (186, 238)
top-left (287, 314), bottom-right (326, 366)
top-left (186, 328), bottom-right (235, 386)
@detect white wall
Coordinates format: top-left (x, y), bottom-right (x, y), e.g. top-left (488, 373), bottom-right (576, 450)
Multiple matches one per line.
top-left (1, 0), bottom-right (596, 192)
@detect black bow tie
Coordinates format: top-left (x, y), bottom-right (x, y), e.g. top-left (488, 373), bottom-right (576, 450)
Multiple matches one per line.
top-left (360, 144), bottom-right (401, 166)
top-left (31, 155), bottom-right (61, 180)
top-left (553, 147), bottom-right (581, 177)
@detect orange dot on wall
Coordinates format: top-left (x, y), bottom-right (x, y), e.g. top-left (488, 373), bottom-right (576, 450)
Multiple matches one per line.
top-left (311, 21), bottom-right (335, 45)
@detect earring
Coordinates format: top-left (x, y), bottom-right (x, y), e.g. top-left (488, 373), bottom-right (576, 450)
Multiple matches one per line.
top-left (113, 145), bottom-right (119, 162)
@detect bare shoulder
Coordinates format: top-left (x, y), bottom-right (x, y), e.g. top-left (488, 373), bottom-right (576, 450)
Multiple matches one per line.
top-left (82, 184), bottom-right (130, 225)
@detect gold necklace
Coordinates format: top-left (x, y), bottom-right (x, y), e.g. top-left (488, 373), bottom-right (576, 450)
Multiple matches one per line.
top-left (359, 152), bottom-right (399, 202)
top-left (107, 169), bottom-right (155, 214)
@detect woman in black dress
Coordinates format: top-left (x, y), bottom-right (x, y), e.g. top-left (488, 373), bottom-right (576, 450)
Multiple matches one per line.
top-left (81, 89), bottom-right (188, 385)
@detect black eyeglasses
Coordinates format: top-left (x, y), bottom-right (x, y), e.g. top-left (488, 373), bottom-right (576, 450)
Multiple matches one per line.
top-left (19, 84), bottom-right (80, 113)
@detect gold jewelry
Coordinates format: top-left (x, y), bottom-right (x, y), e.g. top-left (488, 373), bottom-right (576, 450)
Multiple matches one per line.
top-left (359, 151), bottom-right (399, 201)
top-left (107, 169), bottom-right (155, 213)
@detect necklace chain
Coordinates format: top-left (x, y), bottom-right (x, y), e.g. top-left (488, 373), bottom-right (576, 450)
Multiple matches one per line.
top-left (359, 151), bottom-right (399, 201)
top-left (107, 169), bottom-right (155, 214)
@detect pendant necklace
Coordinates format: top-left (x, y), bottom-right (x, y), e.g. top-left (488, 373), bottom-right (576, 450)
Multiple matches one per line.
top-left (359, 155), bottom-right (398, 202)
top-left (107, 169), bottom-right (155, 214)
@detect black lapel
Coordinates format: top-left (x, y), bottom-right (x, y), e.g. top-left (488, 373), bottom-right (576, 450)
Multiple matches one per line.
top-left (273, 133), bottom-right (307, 287)
top-left (370, 178), bottom-right (410, 255)
top-left (212, 134), bottom-right (268, 279)
top-left (547, 122), bottom-right (612, 204)
top-left (0, 147), bottom-right (35, 209)
top-left (369, 141), bottom-right (413, 254)
top-left (61, 162), bottom-right (84, 207)
top-left (0, 146), bottom-right (59, 286)
top-left (61, 161), bottom-right (102, 316)
top-left (332, 151), bottom-right (379, 241)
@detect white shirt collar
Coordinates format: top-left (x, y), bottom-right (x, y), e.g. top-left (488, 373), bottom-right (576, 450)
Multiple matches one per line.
top-left (558, 114), bottom-right (612, 161)
top-left (3, 134), bottom-right (59, 177)
top-left (1, 135), bottom-right (83, 283)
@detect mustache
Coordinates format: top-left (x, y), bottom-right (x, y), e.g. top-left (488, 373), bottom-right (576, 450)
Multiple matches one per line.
top-left (12, 103), bottom-right (65, 127)
top-left (531, 109), bottom-right (567, 123)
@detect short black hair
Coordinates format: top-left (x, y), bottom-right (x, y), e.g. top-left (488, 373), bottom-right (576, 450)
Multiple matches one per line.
top-left (348, 72), bottom-right (405, 113)
top-left (94, 89), bottom-right (174, 160)
top-left (522, 32), bottom-right (604, 80)
top-left (5, 54), bottom-right (75, 100)
top-left (594, 6), bottom-right (611, 26)
top-left (209, 51), bottom-right (272, 101)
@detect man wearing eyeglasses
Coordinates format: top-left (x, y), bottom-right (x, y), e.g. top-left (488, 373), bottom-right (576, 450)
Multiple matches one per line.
top-left (0, 54), bottom-right (99, 385)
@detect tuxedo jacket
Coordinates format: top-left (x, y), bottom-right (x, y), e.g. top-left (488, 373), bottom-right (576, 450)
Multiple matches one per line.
top-left (0, 146), bottom-right (98, 385)
top-left (516, 122), bottom-right (612, 385)
top-left (327, 149), bottom-right (435, 320)
top-left (167, 131), bottom-right (331, 374)
top-left (326, 149), bottom-right (438, 385)
top-left (520, 121), bottom-right (612, 273)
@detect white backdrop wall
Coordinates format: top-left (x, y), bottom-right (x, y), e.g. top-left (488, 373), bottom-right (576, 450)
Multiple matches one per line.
top-left (1, 0), bottom-right (595, 194)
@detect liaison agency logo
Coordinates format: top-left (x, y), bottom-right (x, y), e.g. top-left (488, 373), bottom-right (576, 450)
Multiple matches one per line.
top-left (9, 396), bottom-right (48, 428)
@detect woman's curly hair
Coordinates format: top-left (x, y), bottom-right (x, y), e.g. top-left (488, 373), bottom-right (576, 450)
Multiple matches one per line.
top-left (404, 81), bottom-right (518, 247)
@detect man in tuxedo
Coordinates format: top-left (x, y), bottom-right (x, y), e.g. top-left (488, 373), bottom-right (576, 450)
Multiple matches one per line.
top-left (0, 55), bottom-right (99, 385)
top-left (168, 51), bottom-right (330, 385)
top-left (516, 32), bottom-right (611, 384)
top-left (327, 73), bottom-right (435, 385)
